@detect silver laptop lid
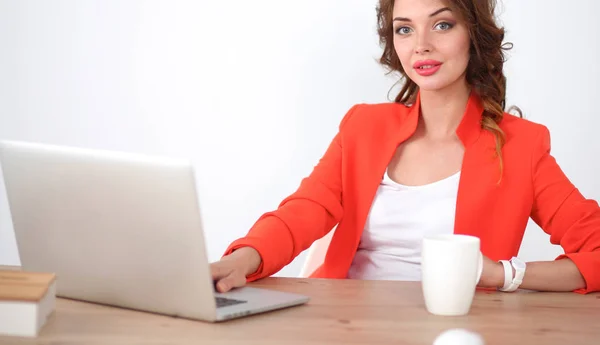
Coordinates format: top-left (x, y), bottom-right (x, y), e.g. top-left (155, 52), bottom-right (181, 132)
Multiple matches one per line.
top-left (0, 140), bottom-right (218, 321)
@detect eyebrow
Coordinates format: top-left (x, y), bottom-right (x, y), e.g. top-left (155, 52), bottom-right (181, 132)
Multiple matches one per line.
top-left (393, 7), bottom-right (452, 22)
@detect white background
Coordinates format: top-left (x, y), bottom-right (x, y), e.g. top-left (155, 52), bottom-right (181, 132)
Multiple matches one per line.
top-left (1, 0), bottom-right (598, 277)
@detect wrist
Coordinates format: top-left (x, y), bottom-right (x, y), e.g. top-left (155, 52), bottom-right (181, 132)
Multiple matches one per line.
top-left (493, 261), bottom-right (506, 289)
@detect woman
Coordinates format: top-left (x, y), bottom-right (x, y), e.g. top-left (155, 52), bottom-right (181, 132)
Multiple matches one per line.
top-left (210, 0), bottom-right (600, 294)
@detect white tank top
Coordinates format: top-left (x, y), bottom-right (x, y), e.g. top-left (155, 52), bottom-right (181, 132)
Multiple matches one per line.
top-left (347, 169), bottom-right (461, 281)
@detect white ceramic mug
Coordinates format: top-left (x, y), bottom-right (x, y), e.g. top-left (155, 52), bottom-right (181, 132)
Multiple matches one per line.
top-left (421, 234), bottom-right (483, 316)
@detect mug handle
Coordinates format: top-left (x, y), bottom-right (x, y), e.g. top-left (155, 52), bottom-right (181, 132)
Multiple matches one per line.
top-left (476, 251), bottom-right (483, 284)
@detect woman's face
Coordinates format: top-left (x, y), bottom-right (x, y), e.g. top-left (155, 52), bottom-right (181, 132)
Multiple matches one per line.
top-left (392, 0), bottom-right (471, 92)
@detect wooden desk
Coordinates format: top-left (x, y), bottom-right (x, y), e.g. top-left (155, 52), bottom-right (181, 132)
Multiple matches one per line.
top-left (2, 277), bottom-right (599, 345)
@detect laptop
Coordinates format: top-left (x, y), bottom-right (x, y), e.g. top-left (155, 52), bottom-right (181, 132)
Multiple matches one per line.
top-left (0, 140), bottom-right (309, 322)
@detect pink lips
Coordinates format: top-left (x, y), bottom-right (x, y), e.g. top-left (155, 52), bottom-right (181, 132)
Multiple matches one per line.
top-left (413, 60), bottom-right (443, 77)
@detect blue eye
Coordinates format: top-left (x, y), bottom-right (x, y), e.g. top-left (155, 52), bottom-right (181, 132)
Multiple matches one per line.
top-left (395, 26), bottom-right (412, 35)
top-left (434, 22), bottom-right (453, 31)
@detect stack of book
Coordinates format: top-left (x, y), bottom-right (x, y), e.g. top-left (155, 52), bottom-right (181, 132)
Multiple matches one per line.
top-left (0, 269), bottom-right (56, 337)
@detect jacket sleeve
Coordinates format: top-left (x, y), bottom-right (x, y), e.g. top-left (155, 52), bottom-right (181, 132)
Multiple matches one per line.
top-left (530, 125), bottom-right (600, 293)
top-left (222, 104), bottom-right (361, 281)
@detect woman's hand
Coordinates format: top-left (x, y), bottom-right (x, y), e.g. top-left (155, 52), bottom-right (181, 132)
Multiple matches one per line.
top-left (210, 247), bottom-right (262, 293)
top-left (477, 255), bottom-right (505, 289)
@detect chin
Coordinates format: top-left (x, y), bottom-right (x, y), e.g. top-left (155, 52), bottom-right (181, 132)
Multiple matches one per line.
top-left (413, 80), bottom-right (453, 92)
top-left (409, 74), bottom-right (465, 93)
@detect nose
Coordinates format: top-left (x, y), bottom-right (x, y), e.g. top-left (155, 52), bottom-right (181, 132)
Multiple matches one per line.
top-left (415, 46), bottom-right (432, 54)
top-left (414, 31), bottom-right (433, 55)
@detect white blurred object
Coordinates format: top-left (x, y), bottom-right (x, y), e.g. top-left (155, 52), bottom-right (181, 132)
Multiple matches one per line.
top-left (299, 228), bottom-right (335, 278)
top-left (433, 329), bottom-right (485, 345)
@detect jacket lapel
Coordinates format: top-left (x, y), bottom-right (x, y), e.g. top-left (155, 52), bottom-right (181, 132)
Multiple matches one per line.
top-left (350, 99), bottom-right (421, 251)
top-left (453, 92), bottom-right (500, 241)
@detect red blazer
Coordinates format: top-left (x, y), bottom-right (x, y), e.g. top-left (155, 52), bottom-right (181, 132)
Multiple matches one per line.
top-left (225, 91), bottom-right (600, 294)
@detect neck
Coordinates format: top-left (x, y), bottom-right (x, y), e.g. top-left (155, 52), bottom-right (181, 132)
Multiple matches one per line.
top-left (418, 79), bottom-right (471, 139)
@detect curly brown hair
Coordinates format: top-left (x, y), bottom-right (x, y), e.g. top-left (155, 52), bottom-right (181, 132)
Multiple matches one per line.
top-left (376, 0), bottom-right (519, 177)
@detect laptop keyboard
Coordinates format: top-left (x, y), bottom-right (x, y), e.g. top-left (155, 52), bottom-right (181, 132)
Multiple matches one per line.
top-left (215, 296), bottom-right (247, 308)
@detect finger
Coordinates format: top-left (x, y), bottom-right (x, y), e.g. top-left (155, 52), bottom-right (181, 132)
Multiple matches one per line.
top-left (210, 262), bottom-right (229, 280)
top-left (217, 271), bottom-right (246, 293)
